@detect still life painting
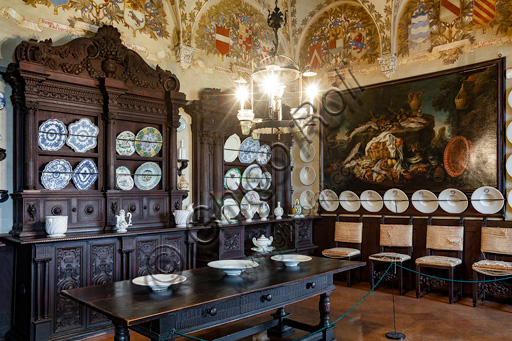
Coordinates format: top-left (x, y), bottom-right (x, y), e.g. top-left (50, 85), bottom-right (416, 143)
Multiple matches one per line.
top-left (322, 59), bottom-right (504, 195)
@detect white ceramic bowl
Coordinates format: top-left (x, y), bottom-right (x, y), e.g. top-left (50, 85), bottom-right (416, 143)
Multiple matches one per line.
top-left (208, 260), bottom-right (259, 276)
top-left (339, 190), bottom-right (361, 212)
top-left (45, 216), bottom-right (68, 237)
top-left (271, 255), bottom-right (312, 267)
top-left (438, 188), bottom-right (468, 214)
top-left (411, 190), bottom-right (438, 214)
top-left (383, 188), bottom-right (409, 213)
top-left (360, 190), bottom-right (383, 213)
top-left (471, 186), bottom-right (504, 214)
top-left (132, 274), bottom-right (186, 291)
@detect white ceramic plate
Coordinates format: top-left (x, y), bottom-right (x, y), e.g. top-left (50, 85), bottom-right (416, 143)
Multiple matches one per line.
top-left (241, 190), bottom-right (260, 207)
top-left (361, 190), bottom-right (383, 213)
top-left (508, 90), bottom-right (512, 109)
top-left (319, 189), bottom-right (339, 211)
top-left (239, 137), bottom-right (260, 163)
top-left (116, 166), bottom-right (134, 191)
top-left (471, 186), bottom-right (504, 214)
top-left (224, 134), bottom-right (241, 162)
top-left (300, 166), bottom-right (316, 186)
top-left (242, 164), bottom-right (262, 190)
top-left (411, 190), bottom-right (438, 214)
top-left (383, 188), bottom-right (409, 214)
top-left (300, 190), bottom-right (316, 210)
top-left (222, 198), bottom-right (240, 220)
top-left (207, 260), bottom-right (259, 275)
top-left (506, 155), bottom-right (512, 177)
top-left (299, 144), bottom-right (316, 163)
top-left (271, 255), bottom-right (312, 267)
top-left (438, 188), bottom-right (468, 214)
top-left (132, 274), bottom-right (186, 291)
top-left (339, 190), bottom-right (361, 212)
top-left (251, 246), bottom-right (276, 253)
top-left (224, 168), bottom-right (241, 191)
top-left (134, 162), bottom-right (161, 190)
top-left (507, 122), bottom-right (512, 144)
top-left (259, 171), bottom-right (272, 190)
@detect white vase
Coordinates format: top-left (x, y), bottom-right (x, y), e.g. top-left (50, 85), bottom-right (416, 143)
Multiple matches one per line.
top-left (274, 202), bottom-right (284, 220)
top-left (258, 203), bottom-right (270, 221)
top-left (45, 216), bottom-right (68, 237)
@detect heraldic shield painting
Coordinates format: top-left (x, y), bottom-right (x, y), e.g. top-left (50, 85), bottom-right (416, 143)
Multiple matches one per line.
top-left (322, 59), bottom-right (505, 195)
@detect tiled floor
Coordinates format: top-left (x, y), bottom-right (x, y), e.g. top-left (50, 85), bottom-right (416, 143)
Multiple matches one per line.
top-left (92, 281), bottom-right (512, 341)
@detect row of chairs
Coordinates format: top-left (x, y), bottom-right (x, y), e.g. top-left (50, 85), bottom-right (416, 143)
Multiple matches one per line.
top-left (322, 221), bottom-right (512, 306)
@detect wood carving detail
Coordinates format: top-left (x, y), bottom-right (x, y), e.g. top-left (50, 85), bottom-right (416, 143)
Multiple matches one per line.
top-left (55, 247), bottom-right (82, 332)
top-left (91, 244), bottom-right (114, 285)
top-left (137, 239), bottom-right (158, 276)
top-left (224, 233), bottom-right (240, 251)
top-left (15, 26), bottom-right (180, 92)
top-left (27, 203), bottom-right (37, 221)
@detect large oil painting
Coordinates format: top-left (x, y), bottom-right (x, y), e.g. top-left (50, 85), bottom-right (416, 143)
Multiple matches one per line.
top-left (322, 59), bottom-right (505, 195)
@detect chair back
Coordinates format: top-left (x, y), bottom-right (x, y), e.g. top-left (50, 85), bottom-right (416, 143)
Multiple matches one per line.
top-left (481, 227), bottom-right (512, 256)
top-left (426, 225), bottom-right (464, 251)
top-left (334, 222), bottom-right (363, 243)
top-left (380, 224), bottom-right (413, 247)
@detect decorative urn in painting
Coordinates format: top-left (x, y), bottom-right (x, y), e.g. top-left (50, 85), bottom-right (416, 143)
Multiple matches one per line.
top-left (408, 91), bottom-right (423, 113)
top-left (252, 235), bottom-right (273, 251)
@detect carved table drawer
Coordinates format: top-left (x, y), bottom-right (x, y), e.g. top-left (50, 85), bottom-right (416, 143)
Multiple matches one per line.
top-left (175, 296), bottom-right (241, 331)
top-left (240, 274), bottom-right (331, 314)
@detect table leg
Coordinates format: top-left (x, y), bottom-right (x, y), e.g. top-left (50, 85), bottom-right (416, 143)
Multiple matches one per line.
top-left (319, 291), bottom-right (334, 340)
top-left (269, 307), bottom-right (295, 337)
top-left (114, 323), bottom-right (130, 341)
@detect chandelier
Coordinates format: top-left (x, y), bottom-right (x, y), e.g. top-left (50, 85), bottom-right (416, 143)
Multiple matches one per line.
top-left (236, 0), bottom-right (317, 136)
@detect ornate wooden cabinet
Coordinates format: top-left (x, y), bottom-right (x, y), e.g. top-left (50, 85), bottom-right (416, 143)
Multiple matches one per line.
top-left (3, 25), bottom-right (187, 237)
top-left (1, 26), bottom-right (193, 340)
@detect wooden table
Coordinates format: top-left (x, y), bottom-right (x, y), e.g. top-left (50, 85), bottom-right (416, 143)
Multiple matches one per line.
top-left (62, 257), bottom-right (365, 341)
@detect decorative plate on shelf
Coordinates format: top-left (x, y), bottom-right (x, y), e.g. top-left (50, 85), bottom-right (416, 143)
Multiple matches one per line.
top-left (66, 118), bottom-right (99, 153)
top-left (299, 166), bottom-right (316, 186)
top-left (41, 159), bottom-right (73, 190)
top-left (438, 188), bottom-right (468, 214)
top-left (383, 188), bottom-right (409, 214)
top-left (224, 134), bottom-right (241, 163)
top-left (0, 93), bottom-right (5, 110)
top-left (116, 131), bottom-right (135, 156)
top-left (134, 162), bottom-right (161, 190)
top-left (360, 190), bottom-right (383, 213)
top-left (300, 190), bottom-right (316, 210)
top-left (339, 190), bottom-right (360, 212)
top-left (242, 164), bottom-right (262, 190)
top-left (471, 186), bottom-right (504, 215)
top-left (256, 144), bottom-right (271, 165)
top-left (506, 155), bottom-right (512, 177)
top-left (177, 116), bottom-right (187, 132)
top-left (38, 119), bottom-right (68, 151)
top-left (241, 190), bottom-right (261, 213)
top-left (222, 198), bottom-right (240, 220)
top-left (116, 166), bottom-right (134, 191)
top-left (319, 189), bottom-right (339, 212)
top-left (224, 168), bottom-right (241, 191)
top-left (239, 137), bottom-right (260, 164)
top-left (135, 127), bottom-right (162, 157)
top-left (72, 159), bottom-right (98, 190)
top-left (411, 190), bottom-right (438, 214)
top-left (259, 171), bottom-right (272, 190)
top-left (299, 144), bottom-right (315, 163)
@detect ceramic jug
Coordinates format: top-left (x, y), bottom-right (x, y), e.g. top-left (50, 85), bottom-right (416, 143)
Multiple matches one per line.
top-left (274, 202), bottom-right (284, 219)
top-left (241, 204), bottom-right (255, 222)
top-left (258, 202), bottom-right (270, 221)
top-left (173, 210), bottom-right (191, 227)
top-left (291, 199), bottom-right (302, 217)
top-left (115, 209), bottom-right (132, 233)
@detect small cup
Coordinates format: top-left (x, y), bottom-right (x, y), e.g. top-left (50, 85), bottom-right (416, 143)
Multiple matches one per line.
top-left (45, 216), bottom-right (68, 237)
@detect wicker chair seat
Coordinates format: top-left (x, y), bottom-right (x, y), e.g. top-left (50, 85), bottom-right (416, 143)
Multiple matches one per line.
top-left (369, 252), bottom-right (411, 262)
top-left (472, 260), bottom-right (512, 276)
top-left (415, 255), bottom-right (462, 267)
top-left (322, 247), bottom-right (360, 258)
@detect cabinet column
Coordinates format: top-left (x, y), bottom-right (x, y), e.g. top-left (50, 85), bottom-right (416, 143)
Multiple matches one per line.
top-left (212, 133), bottom-right (223, 217)
top-left (24, 102), bottom-right (38, 190)
top-left (199, 132), bottom-right (211, 222)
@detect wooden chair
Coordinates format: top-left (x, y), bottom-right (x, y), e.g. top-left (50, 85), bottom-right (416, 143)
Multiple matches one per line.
top-left (473, 227), bottom-right (512, 307)
top-left (369, 223), bottom-right (413, 295)
top-left (322, 219), bottom-right (363, 287)
top-left (415, 224), bottom-right (463, 304)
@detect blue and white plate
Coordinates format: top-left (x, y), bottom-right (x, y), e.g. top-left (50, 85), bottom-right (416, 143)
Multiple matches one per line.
top-left (256, 144), bottom-right (271, 165)
top-left (72, 159), bottom-right (98, 190)
top-left (177, 116), bottom-right (187, 132)
top-left (66, 118), bottom-right (99, 153)
top-left (41, 159), bottom-right (72, 190)
top-left (239, 137), bottom-right (260, 163)
top-left (38, 119), bottom-right (67, 151)
top-left (0, 93), bottom-right (6, 110)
